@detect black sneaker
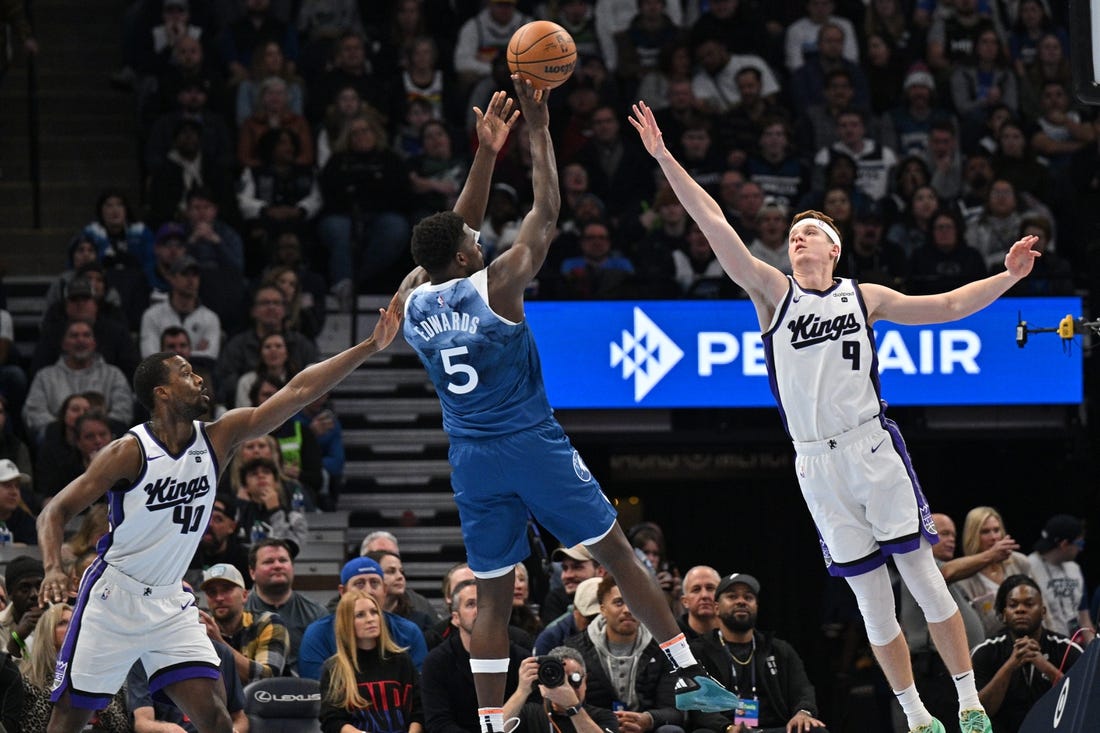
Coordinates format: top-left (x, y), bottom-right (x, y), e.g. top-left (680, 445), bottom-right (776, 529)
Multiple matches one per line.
top-left (673, 664), bottom-right (742, 712)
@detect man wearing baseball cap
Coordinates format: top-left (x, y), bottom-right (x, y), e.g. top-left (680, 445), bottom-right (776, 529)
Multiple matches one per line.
top-left (1027, 514), bottom-right (1095, 643)
top-left (688, 573), bottom-right (826, 733)
top-left (200, 562), bottom-right (289, 684)
top-left (534, 575), bottom-right (603, 655)
top-left (0, 459), bottom-right (35, 544)
top-left (297, 556), bottom-right (428, 680)
top-left (541, 543), bottom-right (604, 625)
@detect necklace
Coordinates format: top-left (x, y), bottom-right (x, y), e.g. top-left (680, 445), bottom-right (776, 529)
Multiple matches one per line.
top-left (725, 639), bottom-right (754, 665)
top-left (730, 648), bottom-right (754, 665)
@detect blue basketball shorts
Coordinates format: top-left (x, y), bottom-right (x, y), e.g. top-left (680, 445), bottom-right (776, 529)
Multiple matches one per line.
top-left (449, 419), bottom-right (618, 575)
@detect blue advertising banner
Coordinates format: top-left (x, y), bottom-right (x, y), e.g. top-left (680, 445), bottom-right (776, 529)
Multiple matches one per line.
top-left (526, 298), bottom-right (1082, 408)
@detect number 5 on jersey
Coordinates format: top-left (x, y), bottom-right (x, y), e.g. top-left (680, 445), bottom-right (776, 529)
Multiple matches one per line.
top-left (441, 346), bottom-right (479, 394)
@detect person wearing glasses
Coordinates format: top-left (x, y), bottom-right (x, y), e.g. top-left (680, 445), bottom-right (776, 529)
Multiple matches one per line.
top-left (1027, 514), bottom-right (1095, 645)
top-left (516, 646), bottom-right (620, 733)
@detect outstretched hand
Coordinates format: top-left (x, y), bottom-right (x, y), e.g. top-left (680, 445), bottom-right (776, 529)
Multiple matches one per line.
top-left (511, 74), bottom-right (549, 130)
top-left (628, 101), bottom-right (666, 158)
top-left (369, 293), bottom-right (403, 350)
top-left (1004, 234), bottom-right (1040, 278)
top-left (473, 90), bottom-right (520, 155)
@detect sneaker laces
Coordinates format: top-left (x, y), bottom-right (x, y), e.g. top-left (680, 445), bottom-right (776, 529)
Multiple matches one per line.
top-left (959, 708), bottom-right (991, 733)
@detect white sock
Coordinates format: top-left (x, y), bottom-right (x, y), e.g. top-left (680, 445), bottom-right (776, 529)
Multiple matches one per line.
top-left (952, 670), bottom-right (982, 714)
top-left (477, 707), bottom-right (505, 733)
top-left (894, 684), bottom-right (933, 729)
top-left (658, 633), bottom-right (697, 670)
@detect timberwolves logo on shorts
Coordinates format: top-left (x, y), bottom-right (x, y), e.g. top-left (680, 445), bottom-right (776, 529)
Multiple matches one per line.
top-left (572, 450), bottom-right (592, 482)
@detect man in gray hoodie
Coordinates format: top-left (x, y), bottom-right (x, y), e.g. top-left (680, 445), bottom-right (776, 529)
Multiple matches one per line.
top-left (22, 319), bottom-right (133, 440)
top-left (564, 576), bottom-right (685, 733)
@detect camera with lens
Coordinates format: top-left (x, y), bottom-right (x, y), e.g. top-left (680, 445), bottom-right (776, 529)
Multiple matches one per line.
top-left (536, 656), bottom-right (566, 687)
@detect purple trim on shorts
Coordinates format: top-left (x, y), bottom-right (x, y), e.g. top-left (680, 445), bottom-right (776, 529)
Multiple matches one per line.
top-left (882, 417), bottom-right (939, 548)
top-left (51, 557), bottom-right (109, 704)
top-left (66, 689), bottom-right (115, 710)
top-left (826, 548), bottom-right (887, 577)
top-left (148, 661), bottom-right (221, 694)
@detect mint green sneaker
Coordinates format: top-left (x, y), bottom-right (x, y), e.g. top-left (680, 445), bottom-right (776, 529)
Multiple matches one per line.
top-left (960, 708), bottom-right (993, 733)
top-left (909, 719), bottom-right (946, 733)
top-left (672, 665), bottom-right (742, 712)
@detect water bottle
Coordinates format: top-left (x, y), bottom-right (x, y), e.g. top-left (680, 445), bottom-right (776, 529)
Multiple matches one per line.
top-left (0, 522), bottom-right (10, 546)
top-left (291, 486), bottom-right (305, 513)
top-left (250, 520), bottom-right (266, 544)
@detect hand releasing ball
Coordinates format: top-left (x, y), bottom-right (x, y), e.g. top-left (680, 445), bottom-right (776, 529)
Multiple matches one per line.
top-left (507, 20), bottom-right (577, 90)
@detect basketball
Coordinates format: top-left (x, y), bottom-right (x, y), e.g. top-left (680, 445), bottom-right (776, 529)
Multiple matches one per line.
top-left (507, 20), bottom-right (577, 90)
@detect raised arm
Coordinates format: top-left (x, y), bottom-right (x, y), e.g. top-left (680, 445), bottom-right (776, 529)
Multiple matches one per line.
top-left (453, 90), bottom-right (519, 228)
top-left (208, 296), bottom-right (401, 454)
top-left (38, 435), bottom-right (144, 604)
top-left (487, 76), bottom-right (559, 321)
top-left (862, 236), bottom-right (1040, 326)
top-left (627, 101), bottom-right (787, 311)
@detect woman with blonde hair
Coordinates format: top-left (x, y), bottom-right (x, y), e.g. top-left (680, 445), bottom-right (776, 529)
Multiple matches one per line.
top-left (955, 505), bottom-right (1033, 635)
top-left (19, 603), bottom-right (128, 731)
top-left (319, 591), bottom-right (423, 733)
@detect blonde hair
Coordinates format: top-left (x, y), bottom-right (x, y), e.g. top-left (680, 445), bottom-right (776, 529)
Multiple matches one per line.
top-left (65, 504), bottom-right (109, 558)
top-left (326, 591), bottom-right (407, 711)
top-left (962, 506), bottom-right (1005, 557)
top-left (19, 603), bottom-right (72, 688)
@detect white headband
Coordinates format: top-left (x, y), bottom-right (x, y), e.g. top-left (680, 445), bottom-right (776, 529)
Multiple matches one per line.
top-left (790, 218), bottom-right (841, 247)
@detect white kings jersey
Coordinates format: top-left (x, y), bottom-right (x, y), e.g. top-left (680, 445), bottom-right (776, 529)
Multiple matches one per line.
top-left (99, 421), bottom-right (219, 586)
top-left (762, 277), bottom-right (883, 442)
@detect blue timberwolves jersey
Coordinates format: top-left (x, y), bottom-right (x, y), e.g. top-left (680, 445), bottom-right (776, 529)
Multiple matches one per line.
top-left (403, 269), bottom-right (553, 438)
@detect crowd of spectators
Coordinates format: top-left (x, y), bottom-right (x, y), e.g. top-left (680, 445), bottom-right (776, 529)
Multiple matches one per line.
top-left (0, 0), bottom-right (1088, 501)
top-left (2, 510), bottom-right (1094, 732)
top-left (0, 0), bottom-right (1095, 730)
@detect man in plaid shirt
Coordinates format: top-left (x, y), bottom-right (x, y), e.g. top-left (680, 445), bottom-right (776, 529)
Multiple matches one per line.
top-left (200, 562), bottom-right (289, 683)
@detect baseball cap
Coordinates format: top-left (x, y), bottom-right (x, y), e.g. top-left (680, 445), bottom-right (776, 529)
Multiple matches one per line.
top-left (716, 572), bottom-right (761, 597)
top-left (904, 65), bottom-right (935, 92)
top-left (0, 458), bottom-right (31, 484)
top-left (169, 255), bottom-right (201, 276)
top-left (1034, 514), bottom-right (1084, 553)
top-left (341, 557), bottom-right (383, 586)
top-left (155, 222), bottom-right (186, 246)
top-left (66, 277), bottom-right (94, 300)
top-left (201, 563), bottom-right (246, 590)
top-left (572, 576), bottom-right (602, 617)
top-left (552, 544), bottom-right (595, 563)
top-left (855, 201), bottom-right (884, 224)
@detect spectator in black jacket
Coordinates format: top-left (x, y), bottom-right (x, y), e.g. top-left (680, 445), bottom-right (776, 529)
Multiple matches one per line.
top-left (421, 579), bottom-right (529, 733)
top-left (687, 573), bottom-right (826, 733)
top-left (563, 576), bottom-right (684, 733)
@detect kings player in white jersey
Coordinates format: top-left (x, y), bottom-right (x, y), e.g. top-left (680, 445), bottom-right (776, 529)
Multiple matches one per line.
top-left (36, 308), bottom-right (401, 733)
top-left (630, 102), bottom-right (1040, 733)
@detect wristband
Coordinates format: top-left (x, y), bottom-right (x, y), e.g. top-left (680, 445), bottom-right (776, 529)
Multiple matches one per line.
top-left (9, 630), bottom-right (27, 656)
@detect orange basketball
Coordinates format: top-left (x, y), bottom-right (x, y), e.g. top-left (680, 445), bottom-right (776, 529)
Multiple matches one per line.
top-left (507, 20), bottom-right (577, 90)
